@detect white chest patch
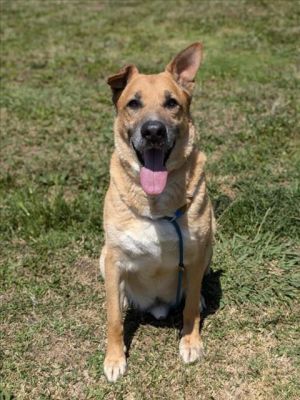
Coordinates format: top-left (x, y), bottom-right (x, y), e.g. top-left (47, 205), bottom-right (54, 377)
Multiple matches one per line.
top-left (108, 218), bottom-right (193, 272)
top-left (103, 217), bottom-right (199, 310)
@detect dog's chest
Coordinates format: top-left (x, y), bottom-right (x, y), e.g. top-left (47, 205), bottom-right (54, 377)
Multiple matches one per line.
top-left (112, 218), bottom-right (193, 271)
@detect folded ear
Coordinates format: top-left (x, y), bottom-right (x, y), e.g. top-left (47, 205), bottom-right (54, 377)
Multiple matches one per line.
top-left (107, 64), bottom-right (139, 105)
top-left (166, 42), bottom-right (203, 94)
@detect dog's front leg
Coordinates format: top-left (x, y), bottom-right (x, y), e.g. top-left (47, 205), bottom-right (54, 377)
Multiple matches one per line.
top-left (103, 249), bottom-right (126, 382)
top-left (179, 248), bottom-right (207, 363)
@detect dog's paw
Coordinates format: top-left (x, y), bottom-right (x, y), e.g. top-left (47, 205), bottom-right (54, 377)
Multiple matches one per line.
top-left (104, 354), bottom-right (127, 382)
top-left (179, 335), bottom-right (204, 364)
top-left (149, 303), bottom-right (169, 320)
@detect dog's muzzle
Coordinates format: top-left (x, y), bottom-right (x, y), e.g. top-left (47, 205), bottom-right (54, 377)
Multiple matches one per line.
top-left (130, 119), bottom-right (176, 196)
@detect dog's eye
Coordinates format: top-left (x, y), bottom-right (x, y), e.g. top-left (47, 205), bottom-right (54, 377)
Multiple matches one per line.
top-left (165, 98), bottom-right (179, 109)
top-left (127, 99), bottom-right (142, 110)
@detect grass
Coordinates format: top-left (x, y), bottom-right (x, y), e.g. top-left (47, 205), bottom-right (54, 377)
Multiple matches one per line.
top-left (1, 0), bottom-right (299, 398)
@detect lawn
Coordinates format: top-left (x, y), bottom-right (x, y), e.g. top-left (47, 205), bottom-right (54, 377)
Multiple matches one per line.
top-left (1, 0), bottom-right (299, 399)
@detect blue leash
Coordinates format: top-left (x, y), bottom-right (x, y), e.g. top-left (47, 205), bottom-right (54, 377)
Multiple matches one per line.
top-left (163, 207), bottom-right (186, 308)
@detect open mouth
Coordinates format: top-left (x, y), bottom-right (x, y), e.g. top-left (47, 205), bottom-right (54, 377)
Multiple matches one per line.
top-left (132, 144), bottom-right (174, 196)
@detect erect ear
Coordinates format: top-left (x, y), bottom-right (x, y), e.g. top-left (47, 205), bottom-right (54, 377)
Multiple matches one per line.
top-left (166, 42), bottom-right (203, 94)
top-left (107, 64), bottom-right (139, 105)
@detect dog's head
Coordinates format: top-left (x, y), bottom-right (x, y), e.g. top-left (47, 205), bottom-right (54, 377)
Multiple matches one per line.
top-left (107, 43), bottom-right (203, 196)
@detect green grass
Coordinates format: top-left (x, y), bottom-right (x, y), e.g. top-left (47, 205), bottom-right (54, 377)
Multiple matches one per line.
top-left (1, 0), bottom-right (299, 398)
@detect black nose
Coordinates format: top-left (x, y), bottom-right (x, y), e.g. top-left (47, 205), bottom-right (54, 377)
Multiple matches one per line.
top-left (141, 120), bottom-right (167, 143)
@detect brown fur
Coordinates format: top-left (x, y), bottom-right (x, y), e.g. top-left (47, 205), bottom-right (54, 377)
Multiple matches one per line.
top-left (100, 43), bottom-right (215, 382)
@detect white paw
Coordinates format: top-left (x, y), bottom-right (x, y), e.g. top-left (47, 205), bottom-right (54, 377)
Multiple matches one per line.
top-left (179, 336), bottom-right (204, 364)
top-left (149, 304), bottom-right (169, 320)
top-left (104, 355), bottom-right (127, 382)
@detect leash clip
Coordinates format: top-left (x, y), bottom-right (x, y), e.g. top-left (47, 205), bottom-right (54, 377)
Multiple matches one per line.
top-left (178, 263), bottom-right (185, 272)
top-left (169, 214), bottom-right (177, 222)
top-left (170, 208), bottom-right (184, 222)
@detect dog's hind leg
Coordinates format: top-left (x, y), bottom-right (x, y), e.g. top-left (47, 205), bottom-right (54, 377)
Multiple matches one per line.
top-left (200, 244), bottom-right (213, 312)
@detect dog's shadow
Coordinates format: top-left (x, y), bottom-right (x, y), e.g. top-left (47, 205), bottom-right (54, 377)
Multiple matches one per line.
top-left (123, 268), bottom-right (223, 356)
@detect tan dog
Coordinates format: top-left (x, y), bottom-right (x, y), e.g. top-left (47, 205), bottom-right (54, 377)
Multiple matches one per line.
top-left (100, 43), bottom-right (215, 382)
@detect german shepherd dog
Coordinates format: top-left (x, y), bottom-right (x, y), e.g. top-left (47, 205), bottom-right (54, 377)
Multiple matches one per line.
top-left (100, 43), bottom-right (215, 382)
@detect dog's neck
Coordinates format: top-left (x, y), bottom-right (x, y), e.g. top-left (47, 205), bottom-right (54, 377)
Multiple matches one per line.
top-left (110, 155), bottom-right (186, 219)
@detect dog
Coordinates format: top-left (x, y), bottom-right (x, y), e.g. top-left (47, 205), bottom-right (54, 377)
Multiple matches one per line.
top-left (100, 42), bottom-right (215, 382)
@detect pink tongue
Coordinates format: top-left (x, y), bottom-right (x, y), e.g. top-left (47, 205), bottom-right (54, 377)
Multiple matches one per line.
top-left (140, 149), bottom-right (168, 195)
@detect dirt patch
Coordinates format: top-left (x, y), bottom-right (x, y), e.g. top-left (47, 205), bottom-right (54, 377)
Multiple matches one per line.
top-left (72, 256), bottom-right (99, 287)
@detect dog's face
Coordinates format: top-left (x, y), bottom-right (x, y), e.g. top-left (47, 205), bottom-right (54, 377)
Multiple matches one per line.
top-left (107, 43), bottom-right (203, 195)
